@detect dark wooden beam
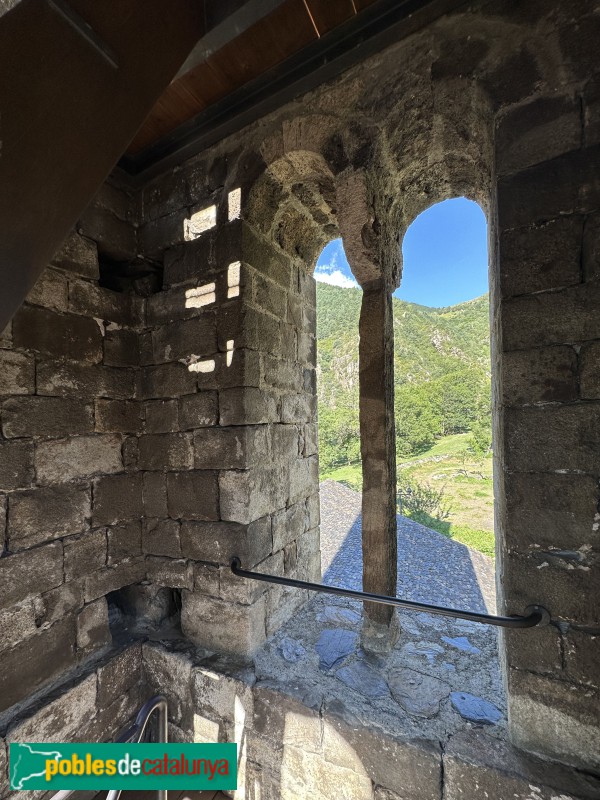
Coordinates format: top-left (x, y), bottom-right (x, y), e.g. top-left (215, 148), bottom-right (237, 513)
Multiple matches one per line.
top-left (0, 0), bottom-right (204, 330)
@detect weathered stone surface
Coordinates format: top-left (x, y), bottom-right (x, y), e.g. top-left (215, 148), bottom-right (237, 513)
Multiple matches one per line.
top-left (180, 516), bottom-right (272, 566)
top-left (219, 387), bottom-right (279, 425)
top-left (220, 467), bottom-right (286, 524)
top-left (83, 559), bottom-right (145, 602)
top-left (34, 581), bottom-right (84, 628)
top-left (193, 664), bottom-right (254, 725)
top-left (37, 361), bottom-right (135, 399)
top-left (389, 668), bottom-right (450, 718)
top-left (107, 520), bottom-right (143, 563)
top-left (502, 346), bottom-right (578, 406)
top-left (193, 426), bottom-right (268, 469)
top-left (315, 628), bottom-right (358, 671)
top-left (2, 396), bottom-right (94, 438)
top-left (104, 327), bottom-right (140, 367)
top-left (152, 316), bottom-right (217, 364)
top-left (35, 434), bottom-right (123, 483)
top-left (143, 518), bottom-right (181, 557)
top-left (77, 597), bottom-right (111, 650)
top-left (0, 601), bottom-right (37, 651)
top-left (336, 660), bottom-right (389, 698)
top-left (167, 471), bottom-right (219, 521)
top-left (25, 267), bottom-right (68, 312)
top-left (564, 629), bottom-right (600, 688)
top-left (0, 616), bottom-right (76, 713)
top-left (93, 474), bottom-right (143, 525)
top-left (51, 230), bottom-right (99, 280)
top-left (13, 305), bottom-right (103, 362)
top-left (0, 350), bottom-right (34, 395)
top-left (143, 643), bottom-right (193, 727)
top-left (69, 279), bottom-right (133, 326)
top-left (138, 432), bottom-right (193, 470)
top-left (181, 591), bottom-right (266, 656)
top-left (500, 216), bottom-right (583, 297)
top-left (9, 485), bottom-right (90, 548)
top-left (444, 730), bottom-right (600, 800)
top-left (0, 542), bottom-right (63, 607)
top-left (118, 583), bottom-right (176, 625)
top-left (272, 502), bottom-right (306, 551)
top-left (140, 362), bottom-right (198, 399)
top-left (142, 471), bottom-right (168, 518)
top-left (450, 692), bottom-right (502, 724)
top-left (64, 530), bottom-right (107, 581)
top-left (144, 399), bottom-right (179, 433)
top-left (97, 644), bottom-right (143, 707)
top-left (0, 440), bottom-right (34, 490)
top-left (508, 670), bottom-right (600, 771)
top-left (179, 391), bottom-right (218, 429)
top-left (579, 340), bottom-right (600, 399)
top-left (95, 398), bottom-right (142, 433)
top-left (583, 211), bottom-right (600, 282)
top-left (146, 556), bottom-right (193, 589)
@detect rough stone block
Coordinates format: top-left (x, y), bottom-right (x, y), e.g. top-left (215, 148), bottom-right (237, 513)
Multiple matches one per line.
top-left (108, 520), bottom-right (143, 563)
top-left (564, 629), bottom-right (600, 688)
top-left (167, 471), bottom-right (219, 521)
top-left (140, 362), bottom-right (198, 399)
top-left (0, 493), bottom-right (6, 554)
top-left (9, 485), bottom-right (90, 548)
top-left (152, 316), bottom-right (217, 364)
top-left (502, 551), bottom-right (600, 627)
top-left (443, 730), bottom-right (600, 800)
top-left (271, 424), bottom-right (300, 461)
top-left (37, 361), bottom-right (135, 399)
top-left (0, 350), bottom-right (34, 395)
top-left (504, 624), bottom-right (563, 675)
top-left (83, 559), bottom-right (145, 602)
top-left (180, 516), bottom-right (272, 567)
top-left (8, 672), bottom-right (97, 743)
top-left (583, 211), bottom-right (600, 282)
top-left (93, 474), bottom-right (143, 525)
top-left (179, 392), bottom-right (218, 429)
top-left (143, 472), bottom-right (168, 518)
top-left (216, 348), bottom-right (261, 390)
top-left (95, 399), bottom-right (142, 433)
top-left (142, 643), bottom-right (193, 728)
top-left (96, 643), bottom-right (143, 708)
top-left (80, 682), bottom-right (143, 744)
top-left (272, 502), bottom-right (306, 552)
top-left (181, 591), bottom-right (267, 657)
top-left (0, 601), bottom-right (37, 652)
top-left (104, 327), bottom-right (140, 367)
top-left (64, 530), bottom-right (107, 581)
top-left (504, 404), bottom-right (600, 474)
top-left (34, 581), bottom-right (84, 629)
top-left (289, 456), bottom-right (319, 504)
top-left (146, 556), bottom-right (193, 589)
top-left (25, 267), bottom-right (69, 312)
top-left (192, 561), bottom-right (220, 596)
top-left (302, 423), bottom-right (318, 456)
top-left (306, 491), bottom-right (320, 529)
top-left (496, 94), bottom-right (581, 175)
top-left (138, 433), bottom-right (193, 470)
top-left (503, 471), bottom-right (599, 552)
top-left (252, 272), bottom-right (287, 319)
top-left (35, 434), bottom-right (123, 483)
top-left (507, 669), bottom-right (600, 771)
top-left (219, 467), bottom-right (286, 524)
top-left (78, 201), bottom-right (137, 261)
top-left (51, 230), bottom-right (99, 280)
top-left (193, 426), bottom-right (268, 469)
top-left (219, 387), bottom-right (279, 425)
top-left (502, 346), bottom-right (578, 405)
top-left (144, 399), bottom-right (179, 433)
top-left (502, 283), bottom-right (600, 350)
top-left (0, 440), bottom-right (34, 490)
top-left (193, 665), bottom-right (254, 727)
top-left (0, 320), bottom-right (11, 347)
top-left (497, 144), bottom-right (600, 230)
top-left (0, 616), bottom-right (76, 713)
top-left (77, 597), bottom-right (111, 650)
top-left (218, 303), bottom-right (280, 355)
top-left (69, 280), bottom-right (133, 326)
top-left (262, 355), bottom-right (302, 392)
top-left (1, 396), bottom-right (94, 438)
top-left (0, 542), bottom-right (63, 607)
top-left (143, 518), bottom-right (181, 558)
top-left (579, 340), bottom-right (600, 399)
top-left (13, 305), bottom-right (103, 362)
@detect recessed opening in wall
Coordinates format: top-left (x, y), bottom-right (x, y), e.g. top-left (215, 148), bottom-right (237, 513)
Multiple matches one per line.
top-left (106, 585), bottom-right (182, 640)
top-left (184, 204), bottom-right (216, 240)
top-left (395, 198), bottom-right (492, 562)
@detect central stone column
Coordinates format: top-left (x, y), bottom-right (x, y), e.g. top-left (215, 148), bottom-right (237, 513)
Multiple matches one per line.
top-left (358, 281), bottom-right (399, 651)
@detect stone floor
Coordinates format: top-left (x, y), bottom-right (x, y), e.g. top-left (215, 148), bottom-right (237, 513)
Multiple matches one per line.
top-left (254, 480), bottom-right (505, 743)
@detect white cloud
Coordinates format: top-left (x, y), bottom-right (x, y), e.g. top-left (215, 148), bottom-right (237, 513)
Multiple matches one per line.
top-left (314, 268), bottom-right (358, 289)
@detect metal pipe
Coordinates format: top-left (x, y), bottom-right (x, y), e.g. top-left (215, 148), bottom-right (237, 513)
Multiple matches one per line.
top-left (230, 558), bottom-right (550, 629)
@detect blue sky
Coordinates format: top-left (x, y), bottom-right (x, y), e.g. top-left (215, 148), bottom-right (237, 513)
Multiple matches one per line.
top-left (314, 197), bottom-right (488, 308)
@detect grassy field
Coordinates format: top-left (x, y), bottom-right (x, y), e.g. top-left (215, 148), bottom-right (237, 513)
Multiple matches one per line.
top-left (321, 433), bottom-right (496, 558)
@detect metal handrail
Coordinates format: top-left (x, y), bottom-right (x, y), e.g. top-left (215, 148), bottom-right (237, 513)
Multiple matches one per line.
top-left (48, 695), bottom-right (168, 800)
top-left (230, 557), bottom-right (550, 629)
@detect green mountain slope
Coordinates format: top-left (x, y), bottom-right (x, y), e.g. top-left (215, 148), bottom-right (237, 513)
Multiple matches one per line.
top-left (316, 283), bottom-right (491, 465)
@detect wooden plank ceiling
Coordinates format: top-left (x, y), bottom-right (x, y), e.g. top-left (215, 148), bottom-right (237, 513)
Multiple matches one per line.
top-left (126, 0), bottom-right (378, 156)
